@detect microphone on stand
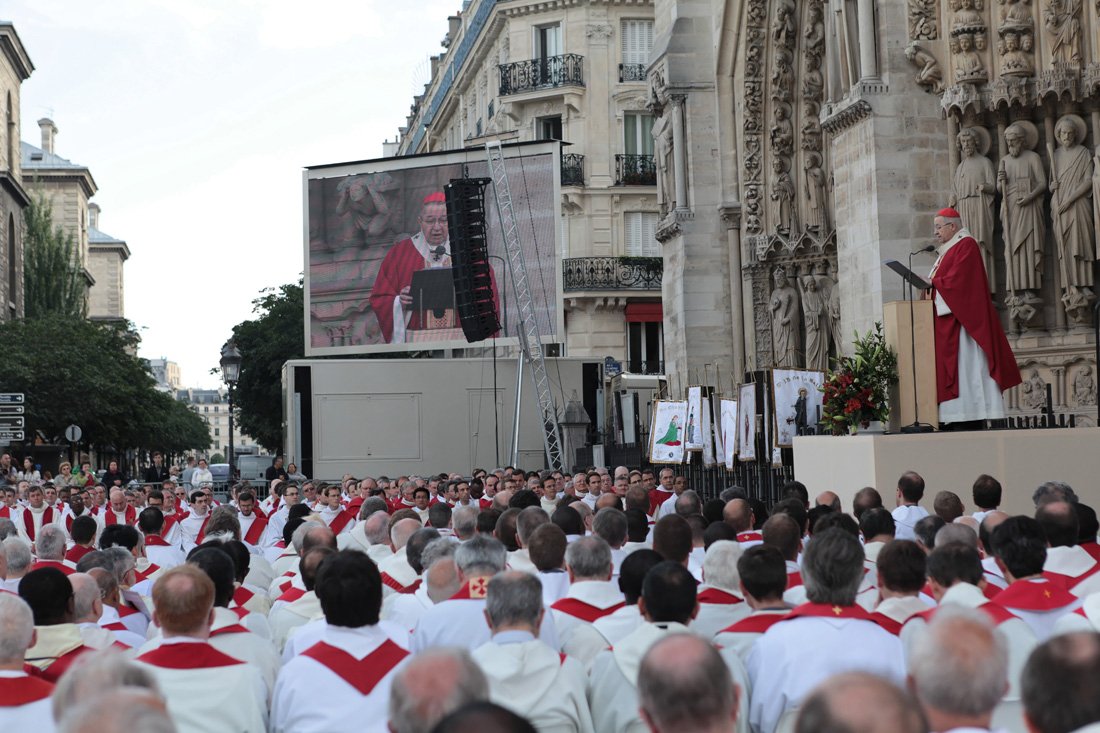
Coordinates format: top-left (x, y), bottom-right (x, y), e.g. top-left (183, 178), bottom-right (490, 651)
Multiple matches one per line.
top-left (901, 243), bottom-right (937, 434)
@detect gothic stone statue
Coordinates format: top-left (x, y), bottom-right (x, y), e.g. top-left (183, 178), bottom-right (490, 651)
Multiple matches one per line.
top-left (1050, 115), bottom-right (1096, 321)
top-left (999, 122), bottom-right (1046, 294)
top-left (952, 128), bottom-right (997, 287)
top-left (770, 267), bottom-right (802, 367)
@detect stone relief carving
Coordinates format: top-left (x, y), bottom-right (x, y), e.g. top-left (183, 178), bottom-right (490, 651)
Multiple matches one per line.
top-left (1042, 0), bottom-right (1082, 65)
top-left (952, 33), bottom-right (989, 83)
top-left (770, 267), bottom-right (803, 367)
top-left (771, 158), bottom-right (798, 235)
top-left (952, 0), bottom-right (987, 32)
top-left (999, 0), bottom-right (1034, 29)
top-left (770, 104), bottom-right (795, 157)
top-left (1021, 368), bottom-right (1048, 408)
top-left (772, 48), bottom-right (795, 101)
top-left (742, 0), bottom-right (768, 235)
top-left (773, 0), bottom-right (798, 46)
top-left (998, 30), bottom-right (1035, 76)
top-left (999, 121), bottom-right (1046, 326)
top-left (1049, 114), bottom-right (1096, 323)
top-left (803, 53), bottom-right (825, 99)
top-left (906, 42), bottom-right (945, 91)
top-left (1074, 365), bottom-right (1097, 405)
top-left (804, 152), bottom-right (828, 232)
top-left (952, 127), bottom-right (997, 284)
top-left (586, 23), bottom-right (613, 40)
top-left (910, 0), bottom-right (940, 38)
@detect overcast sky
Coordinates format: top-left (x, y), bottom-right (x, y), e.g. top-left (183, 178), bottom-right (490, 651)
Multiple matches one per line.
top-left (9, 0), bottom-right (455, 387)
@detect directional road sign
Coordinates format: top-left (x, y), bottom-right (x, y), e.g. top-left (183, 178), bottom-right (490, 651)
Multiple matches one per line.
top-left (0, 416), bottom-right (23, 429)
top-left (0, 431), bottom-right (24, 441)
top-left (0, 393), bottom-right (24, 404)
top-left (0, 405), bottom-right (23, 415)
top-left (65, 425), bottom-right (83, 443)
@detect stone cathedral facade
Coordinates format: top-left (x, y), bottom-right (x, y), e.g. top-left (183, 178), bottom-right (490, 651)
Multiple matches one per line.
top-left (650, 0), bottom-right (1099, 423)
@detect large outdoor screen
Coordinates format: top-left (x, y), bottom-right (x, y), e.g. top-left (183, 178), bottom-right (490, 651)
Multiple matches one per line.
top-left (303, 142), bottom-right (562, 356)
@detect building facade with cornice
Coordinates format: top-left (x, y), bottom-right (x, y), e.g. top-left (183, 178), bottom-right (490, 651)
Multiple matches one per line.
top-left (395, 0), bottom-right (665, 376)
top-left (0, 22), bottom-right (33, 321)
top-left (22, 119), bottom-right (130, 322)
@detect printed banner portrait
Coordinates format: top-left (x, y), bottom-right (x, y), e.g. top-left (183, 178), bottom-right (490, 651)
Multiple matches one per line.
top-left (738, 384), bottom-right (757, 462)
top-left (685, 386), bottom-right (704, 451)
top-left (720, 399), bottom-right (738, 469)
top-left (771, 369), bottom-right (826, 447)
top-left (649, 400), bottom-right (688, 465)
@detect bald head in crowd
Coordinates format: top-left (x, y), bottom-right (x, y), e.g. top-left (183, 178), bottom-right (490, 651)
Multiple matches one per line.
top-left (389, 648), bottom-right (489, 733)
top-left (796, 672), bottom-right (926, 733)
top-left (391, 518), bottom-right (423, 551)
top-left (1022, 632), bottom-right (1100, 733)
top-left (723, 500), bottom-right (754, 533)
top-left (638, 634), bottom-right (738, 733)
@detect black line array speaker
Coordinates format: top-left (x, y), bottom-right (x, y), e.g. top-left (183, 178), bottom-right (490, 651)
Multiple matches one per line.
top-left (445, 177), bottom-right (501, 343)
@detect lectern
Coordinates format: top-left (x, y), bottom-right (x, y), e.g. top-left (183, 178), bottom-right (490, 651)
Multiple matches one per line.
top-left (883, 299), bottom-right (938, 432)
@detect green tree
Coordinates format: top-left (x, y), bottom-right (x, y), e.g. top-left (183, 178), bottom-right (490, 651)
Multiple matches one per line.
top-left (231, 281), bottom-right (305, 452)
top-left (23, 191), bottom-right (87, 319)
top-left (0, 315), bottom-right (208, 452)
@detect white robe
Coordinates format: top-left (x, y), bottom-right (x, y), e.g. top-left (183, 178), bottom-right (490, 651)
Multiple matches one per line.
top-left (891, 505), bottom-right (930, 542)
top-left (382, 583), bottom-right (434, 633)
top-left (473, 632), bottom-right (594, 733)
top-left (140, 608), bottom-right (280, 698)
top-left (0, 670), bottom-right (56, 733)
top-left (691, 587), bottom-right (751, 639)
top-left (1045, 545), bottom-right (1100, 597)
top-left (144, 542), bottom-right (186, 570)
top-left (550, 580), bottom-right (625, 644)
top-left (901, 582), bottom-right (1036, 700)
top-left (412, 594), bottom-right (558, 653)
top-left (271, 624), bottom-right (409, 733)
top-left (748, 613), bottom-right (905, 733)
top-left (135, 637), bottom-right (267, 733)
top-left (270, 591), bottom-right (323, 652)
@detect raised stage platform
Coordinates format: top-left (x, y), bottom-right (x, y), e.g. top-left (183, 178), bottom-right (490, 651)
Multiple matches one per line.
top-left (792, 428), bottom-right (1100, 517)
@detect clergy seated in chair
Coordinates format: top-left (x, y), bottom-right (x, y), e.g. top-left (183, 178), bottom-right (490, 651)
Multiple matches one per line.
top-left (638, 633), bottom-right (743, 733)
top-left (0, 593), bottom-right (55, 730)
top-left (909, 607), bottom-right (1010, 733)
top-left (411, 536), bottom-right (557, 653)
top-left (1021, 632), bottom-right (1100, 733)
top-left (748, 529), bottom-right (906, 733)
top-left (714, 545), bottom-right (792, 662)
top-left (589, 561), bottom-right (749, 733)
top-left (794, 672), bottom-right (926, 733)
top-left (272, 550), bottom-right (412, 733)
top-left (134, 565), bottom-right (267, 733)
top-left (389, 648), bottom-right (490, 733)
top-left (989, 516), bottom-right (1081, 640)
top-left (19, 567), bottom-right (94, 683)
top-left (472, 572), bottom-right (594, 733)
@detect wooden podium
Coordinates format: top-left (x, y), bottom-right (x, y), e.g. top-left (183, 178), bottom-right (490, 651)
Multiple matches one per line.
top-left (883, 299), bottom-right (937, 432)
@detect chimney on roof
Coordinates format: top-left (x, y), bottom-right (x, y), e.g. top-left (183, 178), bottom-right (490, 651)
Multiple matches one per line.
top-left (38, 118), bottom-right (57, 154)
top-left (88, 202), bottom-right (100, 230)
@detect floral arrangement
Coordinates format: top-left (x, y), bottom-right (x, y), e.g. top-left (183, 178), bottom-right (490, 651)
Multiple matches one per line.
top-left (820, 322), bottom-right (898, 434)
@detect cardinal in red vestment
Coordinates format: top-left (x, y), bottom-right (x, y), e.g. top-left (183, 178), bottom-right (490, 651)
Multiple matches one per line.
top-left (368, 192), bottom-right (500, 344)
top-left (929, 207), bottom-right (1022, 424)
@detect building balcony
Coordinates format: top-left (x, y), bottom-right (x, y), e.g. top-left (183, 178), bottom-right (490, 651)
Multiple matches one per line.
top-left (499, 54), bottom-right (585, 96)
top-left (614, 154), bottom-right (656, 186)
top-left (561, 153), bottom-right (585, 187)
top-left (619, 63), bottom-right (647, 82)
top-left (563, 257), bottom-right (663, 292)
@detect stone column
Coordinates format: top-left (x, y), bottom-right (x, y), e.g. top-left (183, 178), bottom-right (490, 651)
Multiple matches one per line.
top-left (721, 204), bottom-right (747, 379)
top-left (857, 0), bottom-right (879, 81)
top-left (672, 96), bottom-right (688, 210)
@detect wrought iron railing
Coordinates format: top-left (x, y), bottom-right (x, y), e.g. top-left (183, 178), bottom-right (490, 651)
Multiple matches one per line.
top-left (619, 63), bottom-right (647, 82)
top-left (561, 153), bottom-right (585, 186)
top-left (499, 54), bottom-right (585, 95)
top-left (615, 154), bottom-right (657, 185)
top-left (562, 257), bottom-right (662, 291)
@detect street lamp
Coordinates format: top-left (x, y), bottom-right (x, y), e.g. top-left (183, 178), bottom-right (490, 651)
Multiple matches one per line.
top-left (219, 341), bottom-right (242, 481)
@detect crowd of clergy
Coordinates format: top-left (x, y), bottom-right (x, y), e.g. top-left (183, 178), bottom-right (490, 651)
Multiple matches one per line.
top-left (0, 463), bottom-right (1099, 733)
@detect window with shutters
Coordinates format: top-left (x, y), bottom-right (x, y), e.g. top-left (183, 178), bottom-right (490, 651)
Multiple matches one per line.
top-left (624, 212), bottom-right (660, 257)
top-left (623, 113), bottom-right (655, 156)
top-left (620, 20), bottom-right (653, 81)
